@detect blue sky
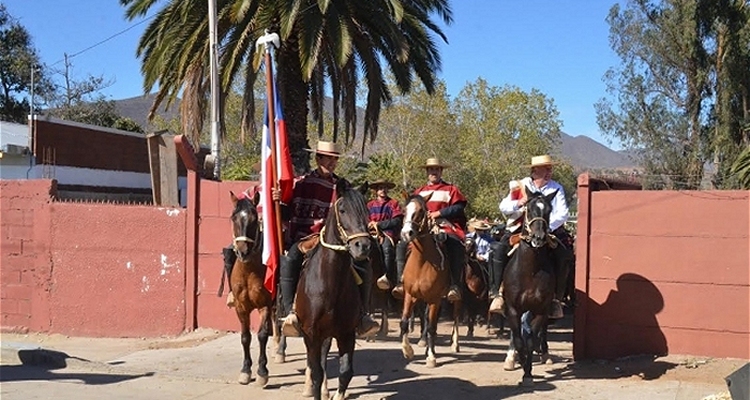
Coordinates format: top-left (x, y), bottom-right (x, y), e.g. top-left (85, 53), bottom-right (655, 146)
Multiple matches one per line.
top-left (5, 0), bottom-right (622, 149)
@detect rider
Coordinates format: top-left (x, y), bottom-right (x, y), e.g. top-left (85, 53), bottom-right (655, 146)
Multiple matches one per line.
top-left (275, 141), bottom-right (380, 338)
top-left (392, 157), bottom-right (468, 302)
top-left (488, 154), bottom-right (572, 319)
top-left (367, 179), bottom-right (403, 290)
top-left (466, 220), bottom-right (494, 263)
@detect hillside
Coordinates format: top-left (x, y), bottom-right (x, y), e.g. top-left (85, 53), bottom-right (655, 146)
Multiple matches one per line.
top-left (114, 95), bottom-right (638, 171)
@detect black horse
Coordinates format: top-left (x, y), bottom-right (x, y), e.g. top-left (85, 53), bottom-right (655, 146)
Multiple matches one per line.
top-left (502, 187), bottom-right (558, 386)
top-left (294, 179), bottom-right (372, 400)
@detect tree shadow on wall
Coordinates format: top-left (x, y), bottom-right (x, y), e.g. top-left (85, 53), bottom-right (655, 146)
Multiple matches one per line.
top-left (549, 273), bottom-right (673, 382)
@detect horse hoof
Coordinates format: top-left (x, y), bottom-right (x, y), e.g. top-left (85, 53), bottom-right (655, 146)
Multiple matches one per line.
top-left (417, 339), bottom-right (427, 348)
top-left (321, 389), bottom-right (330, 400)
top-left (274, 353), bottom-right (286, 364)
top-left (332, 390), bottom-right (347, 400)
top-left (426, 358), bottom-right (437, 368)
top-left (256, 374), bottom-right (269, 387)
top-left (503, 359), bottom-right (516, 371)
top-left (451, 344), bottom-right (460, 353)
top-left (402, 346), bottom-right (414, 360)
top-left (238, 372), bottom-right (251, 385)
top-left (520, 376), bottom-right (534, 387)
top-left (302, 384), bottom-right (314, 397)
top-left (542, 354), bottom-right (553, 365)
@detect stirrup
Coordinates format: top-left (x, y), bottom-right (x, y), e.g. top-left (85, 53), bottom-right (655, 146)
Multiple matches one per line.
top-left (357, 314), bottom-right (380, 338)
top-left (281, 312), bottom-right (301, 337)
top-left (376, 274), bottom-right (391, 290)
top-left (391, 284), bottom-right (404, 300)
top-left (446, 285), bottom-right (461, 302)
top-left (489, 295), bottom-right (505, 314)
top-left (549, 299), bottom-right (564, 319)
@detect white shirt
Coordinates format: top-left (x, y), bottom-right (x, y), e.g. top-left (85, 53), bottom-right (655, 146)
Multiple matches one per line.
top-left (499, 177), bottom-right (569, 232)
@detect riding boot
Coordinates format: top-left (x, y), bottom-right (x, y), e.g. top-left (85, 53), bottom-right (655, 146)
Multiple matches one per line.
top-left (377, 240), bottom-right (395, 290)
top-left (279, 246), bottom-right (303, 336)
top-left (489, 235), bottom-right (510, 314)
top-left (353, 259), bottom-right (380, 338)
top-left (391, 240), bottom-right (408, 299)
top-left (445, 237), bottom-right (464, 303)
top-left (222, 245), bottom-right (237, 307)
top-left (549, 239), bottom-right (571, 319)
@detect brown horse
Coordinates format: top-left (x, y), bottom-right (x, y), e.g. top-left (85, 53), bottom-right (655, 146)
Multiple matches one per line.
top-left (462, 235), bottom-right (490, 338)
top-left (398, 194), bottom-right (461, 368)
top-left (294, 179), bottom-right (372, 400)
top-left (227, 191), bottom-right (274, 386)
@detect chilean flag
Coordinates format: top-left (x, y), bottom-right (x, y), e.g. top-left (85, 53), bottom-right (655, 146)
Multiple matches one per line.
top-left (260, 79), bottom-right (294, 298)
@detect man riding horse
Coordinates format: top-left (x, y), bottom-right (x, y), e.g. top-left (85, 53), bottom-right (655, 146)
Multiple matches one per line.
top-left (488, 154), bottom-right (573, 319)
top-left (392, 157), bottom-right (467, 302)
top-left (275, 141), bottom-right (380, 338)
top-left (366, 179), bottom-right (403, 290)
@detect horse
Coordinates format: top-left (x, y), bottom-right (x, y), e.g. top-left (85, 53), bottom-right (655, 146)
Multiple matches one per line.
top-left (398, 194), bottom-right (462, 368)
top-left (501, 187), bottom-right (558, 385)
top-left (226, 190), bottom-right (274, 386)
top-left (462, 235), bottom-right (490, 338)
top-left (294, 179), bottom-right (373, 400)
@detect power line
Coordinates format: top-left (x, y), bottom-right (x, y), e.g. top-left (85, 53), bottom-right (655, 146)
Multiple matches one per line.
top-left (49, 13), bottom-right (157, 67)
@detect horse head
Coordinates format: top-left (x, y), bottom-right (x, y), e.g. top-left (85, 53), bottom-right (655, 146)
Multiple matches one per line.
top-left (321, 179), bottom-right (371, 261)
top-left (230, 190), bottom-right (261, 262)
top-left (523, 187), bottom-right (557, 248)
top-left (400, 192), bottom-right (432, 243)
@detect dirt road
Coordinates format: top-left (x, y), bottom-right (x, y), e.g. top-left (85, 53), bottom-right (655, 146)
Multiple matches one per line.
top-left (0, 316), bottom-right (744, 399)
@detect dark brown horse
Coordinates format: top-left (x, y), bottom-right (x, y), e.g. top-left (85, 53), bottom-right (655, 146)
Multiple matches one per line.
top-left (227, 191), bottom-right (273, 386)
top-left (462, 235), bottom-right (490, 338)
top-left (398, 194), bottom-right (461, 368)
top-left (294, 179), bottom-right (372, 400)
top-left (502, 188), bottom-right (558, 386)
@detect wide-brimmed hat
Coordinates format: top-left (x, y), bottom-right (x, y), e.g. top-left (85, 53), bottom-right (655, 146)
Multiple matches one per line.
top-left (422, 157), bottom-right (450, 169)
top-left (528, 155), bottom-right (557, 168)
top-left (304, 141), bottom-right (342, 157)
top-left (470, 221), bottom-right (492, 231)
top-left (370, 179), bottom-right (396, 190)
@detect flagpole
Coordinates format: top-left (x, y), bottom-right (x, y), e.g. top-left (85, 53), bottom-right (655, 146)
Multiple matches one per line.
top-left (257, 31), bottom-right (284, 256)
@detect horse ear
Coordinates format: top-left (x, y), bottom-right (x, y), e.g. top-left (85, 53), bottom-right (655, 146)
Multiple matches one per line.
top-left (524, 185), bottom-right (533, 199)
top-left (252, 190), bottom-right (261, 206)
top-left (335, 178), bottom-right (349, 197)
top-left (421, 191), bottom-right (433, 202)
top-left (359, 181), bottom-right (369, 196)
top-left (544, 190), bottom-right (558, 205)
top-left (230, 190), bottom-right (238, 204)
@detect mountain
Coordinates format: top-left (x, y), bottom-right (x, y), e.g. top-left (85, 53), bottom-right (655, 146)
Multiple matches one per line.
top-left (113, 95), bottom-right (637, 170)
top-left (557, 132), bottom-right (637, 170)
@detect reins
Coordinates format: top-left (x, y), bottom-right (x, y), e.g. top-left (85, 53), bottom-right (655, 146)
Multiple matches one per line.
top-left (319, 197), bottom-right (370, 252)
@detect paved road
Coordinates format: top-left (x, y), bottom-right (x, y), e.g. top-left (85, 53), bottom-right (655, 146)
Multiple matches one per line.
top-left (0, 316), bottom-right (741, 399)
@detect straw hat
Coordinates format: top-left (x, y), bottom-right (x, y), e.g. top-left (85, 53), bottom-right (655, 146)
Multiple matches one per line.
top-left (528, 154), bottom-right (557, 168)
top-left (304, 141), bottom-right (342, 157)
top-left (370, 179), bottom-right (396, 190)
top-left (470, 221), bottom-right (492, 231)
top-left (422, 157), bottom-right (450, 169)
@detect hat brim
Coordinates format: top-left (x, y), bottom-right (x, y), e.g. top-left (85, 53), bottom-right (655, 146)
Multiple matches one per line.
top-left (529, 161), bottom-right (557, 168)
top-left (422, 164), bottom-right (450, 169)
top-left (304, 148), bottom-right (341, 157)
top-left (370, 182), bottom-right (396, 190)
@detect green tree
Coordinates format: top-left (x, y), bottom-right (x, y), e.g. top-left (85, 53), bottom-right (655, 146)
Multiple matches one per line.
top-left (120, 0), bottom-right (452, 173)
top-left (596, 0), bottom-right (712, 189)
top-left (0, 5), bottom-right (50, 123)
top-left (452, 79), bottom-right (564, 218)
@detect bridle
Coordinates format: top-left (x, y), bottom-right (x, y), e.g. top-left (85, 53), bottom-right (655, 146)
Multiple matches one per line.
top-left (232, 205), bottom-right (261, 258)
top-left (319, 197), bottom-right (370, 252)
top-left (519, 197), bottom-right (553, 246)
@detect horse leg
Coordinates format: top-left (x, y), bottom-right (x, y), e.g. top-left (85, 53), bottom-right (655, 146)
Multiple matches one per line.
top-left (451, 300), bottom-right (461, 353)
top-left (255, 306), bottom-right (271, 387)
top-left (236, 309), bottom-right (253, 385)
top-left (399, 293), bottom-right (415, 360)
top-left (418, 303), bottom-right (428, 348)
top-left (504, 308), bottom-right (522, 372)
top-left (320, 338), bottom-right (332, 400)
top-left (302, 337), bottom-right (323, 399)
top-left (520, 311), bottom-right (534, 386)
top-left (533, 315), bottom-right (553, 365)
top-left (333, 333), bottom-right (355, 400)
top-left (425, 302), bottom-right (440, 368)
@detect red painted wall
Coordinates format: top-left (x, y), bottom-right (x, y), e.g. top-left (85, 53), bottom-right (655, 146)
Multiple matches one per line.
top-left (1, 179), bottom-right (187, 337)
top-left (575, 174), bottom-right (750, 360)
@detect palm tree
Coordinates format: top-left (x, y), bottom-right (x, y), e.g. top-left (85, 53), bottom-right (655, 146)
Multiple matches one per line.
top-left (120, 0), bottom-right (452, 172)
top-left (730, 144), bottom-right (750, 188)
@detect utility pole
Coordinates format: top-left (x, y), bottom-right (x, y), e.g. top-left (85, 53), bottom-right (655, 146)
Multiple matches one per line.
top-left (208, 0), bottom-right (221, 180)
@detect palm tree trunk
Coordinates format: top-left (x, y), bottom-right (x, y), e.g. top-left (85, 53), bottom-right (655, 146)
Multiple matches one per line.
top-left (277, 32), bottom-right (310, 174)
